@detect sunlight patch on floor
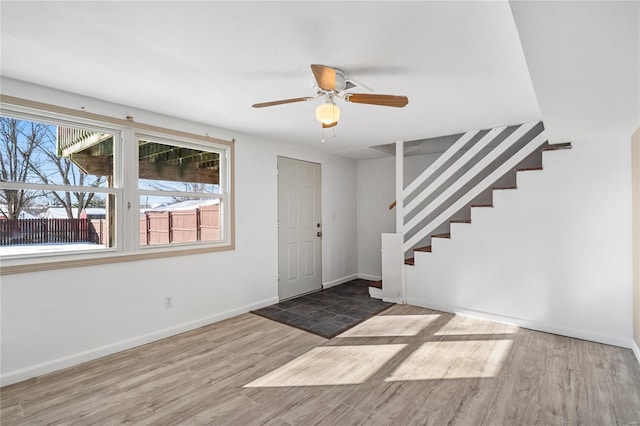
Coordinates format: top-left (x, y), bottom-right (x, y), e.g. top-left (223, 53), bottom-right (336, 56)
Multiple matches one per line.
top-left (338, 314), bottom-right (441, 338)
top-left (385, 340), bottom-right (513, 381)
top-left (434, 314), bottom-right (519, 336)
top-left (244, 344), bottom-right (406, 387)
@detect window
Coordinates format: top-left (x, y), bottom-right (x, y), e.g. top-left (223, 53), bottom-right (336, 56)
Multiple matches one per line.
top-left (0, 115), bottom-right (118, 256)
top-left (137, 135), bottom-right (225, 246)
top-left (0, 96), bottom-right (234, 272)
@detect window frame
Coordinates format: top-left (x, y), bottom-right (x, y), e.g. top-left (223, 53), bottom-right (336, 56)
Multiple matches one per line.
top-left (134, 132), bottom-right (229, 250)
top-left (0, 95), bottom-right (235, 275)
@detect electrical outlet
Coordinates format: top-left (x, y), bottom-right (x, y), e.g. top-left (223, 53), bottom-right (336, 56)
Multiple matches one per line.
top-left (164, 296), bottom-right (173, 309)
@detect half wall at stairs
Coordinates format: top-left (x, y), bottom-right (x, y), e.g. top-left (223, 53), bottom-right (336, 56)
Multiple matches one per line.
top-left (400, 137), bottom-right (632, 347)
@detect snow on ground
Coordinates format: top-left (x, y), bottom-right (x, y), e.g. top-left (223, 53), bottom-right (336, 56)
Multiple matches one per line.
top-left (0, 243), bottom-right (106, 257)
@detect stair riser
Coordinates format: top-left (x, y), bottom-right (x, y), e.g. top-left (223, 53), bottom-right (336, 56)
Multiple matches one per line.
top-left (470, 205), bottom-right (496, 224)
top-left (492, 187), bottom-right (520, 208)
top-left (430, 237), bottom-right (451, 252)
top-left (541, 147), bottom-right (572, 172)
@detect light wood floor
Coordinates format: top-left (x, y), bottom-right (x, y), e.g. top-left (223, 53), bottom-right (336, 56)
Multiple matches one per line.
top-left (2, 304), bottom-right (640, 425)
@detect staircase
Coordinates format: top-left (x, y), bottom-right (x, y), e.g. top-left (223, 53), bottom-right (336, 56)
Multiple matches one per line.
top-left (372, 122), bottom-right (571, 299)
top-left (402, 140), bottom-right (571, 266)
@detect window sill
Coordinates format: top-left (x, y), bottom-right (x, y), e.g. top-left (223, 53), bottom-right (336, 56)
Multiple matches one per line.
top-left (0, 243), bottom-right (235, 275)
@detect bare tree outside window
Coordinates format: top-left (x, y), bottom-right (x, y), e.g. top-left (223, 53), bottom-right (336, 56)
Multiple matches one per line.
top-left (29, 127), bottom-right (107, 218)
top-left (0, 116), bottom-right (107, 220)
top-left (0, 117), bottom-right (46, 219)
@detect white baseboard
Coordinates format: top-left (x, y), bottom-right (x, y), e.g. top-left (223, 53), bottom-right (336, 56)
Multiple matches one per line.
top-left (632, 339), bottom-right (640, 368)
top-left (0, 297), bottom-right (279, 387)
top-left (322, 274), bottom-right (380, 289)
top-left (322, 274), bottom-right (359, 289)
top-left (405, 297), bottom-right (632, 349)
top-left (358, 273), bottom-right (382, 282)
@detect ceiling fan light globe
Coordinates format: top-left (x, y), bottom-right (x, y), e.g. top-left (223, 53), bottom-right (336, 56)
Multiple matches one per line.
top-left (315, 103), bottom-right (341, 125)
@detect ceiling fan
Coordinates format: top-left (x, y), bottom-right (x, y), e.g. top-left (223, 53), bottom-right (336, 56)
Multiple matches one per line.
top-left (252, 64), bottom-right (409, 128)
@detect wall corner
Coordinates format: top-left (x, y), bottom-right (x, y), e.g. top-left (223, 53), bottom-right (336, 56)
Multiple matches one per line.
top-left (632, 127), bottom-right (640, 354)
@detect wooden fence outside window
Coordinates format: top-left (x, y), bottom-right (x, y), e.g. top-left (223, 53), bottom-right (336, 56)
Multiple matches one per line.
top-left (140, 205), bottom-right (220, 245)
top-left (0, 205), bottom-right (220, 247)
top-left (0, 218), bottom-right (104, 245)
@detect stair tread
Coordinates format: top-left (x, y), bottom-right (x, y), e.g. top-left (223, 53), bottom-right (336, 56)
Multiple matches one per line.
top-left (369, 280), bottom-right (383, 289)
top-left (432, 233), bottom-right (451, 239)
top-left (471, 203), bottom-right (493, 208)
top-left (450, 219), bottom-right (471, 223)
top-left (543, 142), bottom-right (572, 151)
top-left (494, 186), bottom-right (517, 190)
top-left (517, 166), bottom-right (543, 172)
top-left (405, 257), bottom-right (415, 265)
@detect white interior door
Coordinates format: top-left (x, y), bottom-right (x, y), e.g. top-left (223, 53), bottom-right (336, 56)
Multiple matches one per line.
top-left (277, 156), bottom-right (322, 300)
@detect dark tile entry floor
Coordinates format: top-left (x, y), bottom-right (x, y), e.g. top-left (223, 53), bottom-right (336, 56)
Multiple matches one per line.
top-left (251, 279), bottom-right (394, 339)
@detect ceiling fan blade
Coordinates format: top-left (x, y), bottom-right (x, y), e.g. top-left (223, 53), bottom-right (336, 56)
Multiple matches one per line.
top-left (322, 121), bottom-right (338, 129)
top-left (252, 97), bottom-right (314, 108)
top-left (311, 64), bottom-right (336, 91)
top-left (344, 94), bottom-right (409, 108)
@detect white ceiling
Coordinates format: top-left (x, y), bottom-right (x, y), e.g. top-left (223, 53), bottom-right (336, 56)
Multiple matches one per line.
top-left (1, 1), bottom-right (637, 159)
top-left (510, 1), bottom-right (639, 142)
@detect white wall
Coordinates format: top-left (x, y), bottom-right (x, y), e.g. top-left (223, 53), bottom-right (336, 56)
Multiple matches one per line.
top-left (356, 153), bottom-right (441, 279)
top-left (405, 137), bottom-right (633, 347)
top-left (632, 128), bottom-right (640, 360)
top-left (0, 78), bottom-right (358, 385)
top-left (356, 156), bottom-right (395, 280)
